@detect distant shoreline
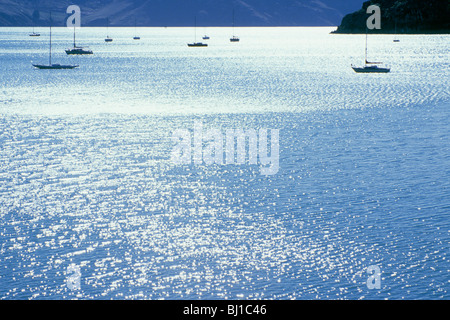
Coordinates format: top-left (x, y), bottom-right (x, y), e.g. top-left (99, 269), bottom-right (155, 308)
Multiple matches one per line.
top-left (331, 30), bottom-right (450, 35)
top-left (0, 25), bottom-right (337, 28)
top-left (2, 26), bottom-right (449, 35)
top-left (331, 29), bottom-right (450, 35)
top-left (333, 0), bottom-right (449, 36)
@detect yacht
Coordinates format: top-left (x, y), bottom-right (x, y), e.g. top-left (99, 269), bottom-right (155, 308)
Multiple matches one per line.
top-left (133, 19), bottom-right (140, 40)
top-left (29, 28), bottom-right (40, 37)
top-left (65, 27), bottom-right (93, 55)
top-left (188, 17), bottom-right (207, 47)
top-left (33, 14), bottom-right (78, 69)
top-left (105, 18), bottom-right (113, 42)
top-left (230, 9), bottom-right (239, 42)
top-left (352, 31), bottom-right (390, 73)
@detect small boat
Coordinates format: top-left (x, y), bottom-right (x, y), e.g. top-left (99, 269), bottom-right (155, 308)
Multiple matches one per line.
top-left (133, 19), bottom-right (140, 40)
top-left (105, 18), bottom-right (113, 42)
top-left (33, 13), bottom-right (78, 69)
top-left (393, 21), bottom-right (400, 42)
top-left (230, 9), bottom-right (239, 42)
top-left (352, 30), bottom-right (390, 73)
top-left (188, 17), bottom-right (207, 47)
top-left (202, 27), bottom-right (210, 40)
top-left (66, 27), bottom-right (93, 55)
top-left (29, 26), bottom-right (40, 37)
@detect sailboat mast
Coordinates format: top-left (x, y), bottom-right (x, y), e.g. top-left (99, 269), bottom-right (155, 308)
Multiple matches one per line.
top-left (49, 13), bottom-right (52, 65)
top-left (232, 9), bottom-right (235, 36)
top-left (365, 28), bottom-right (368, 64)
top-left (73, 26), bottom-right (76, 47)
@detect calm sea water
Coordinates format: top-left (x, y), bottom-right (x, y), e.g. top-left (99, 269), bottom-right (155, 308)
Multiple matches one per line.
top-left (0, 27), bottom-right (449, 300)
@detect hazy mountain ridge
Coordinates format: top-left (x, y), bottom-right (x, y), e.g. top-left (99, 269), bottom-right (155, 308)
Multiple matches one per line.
top-left (333, 0), bottom-right (449, 34)
top-left (0, 0), bottom-right (363, 27)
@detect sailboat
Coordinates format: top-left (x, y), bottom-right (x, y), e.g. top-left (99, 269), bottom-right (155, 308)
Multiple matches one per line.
top-left (65, 26), bottom-right (93, 55)
top-left (230, 9), bottom-right (239, 42)
top-left (352, 30), bottom-right (390, 73)
top-left (393, 21), bottom-right (400, 42)
top-left (105, 18), bottom-right (113, 42)
top-left (33, 13), bottom-right (78, 69)
top-left (202, 26), bottom-right (210, 40)
top-left (188, 17), bottom-right (207, 47)
top-left (29, 26), bottom-right (40, 37)
top-left (133, 19), bottom-right (140, 40)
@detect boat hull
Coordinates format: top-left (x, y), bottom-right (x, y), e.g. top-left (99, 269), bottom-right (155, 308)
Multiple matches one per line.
top-left (33, 64), bottom-right (79, 69)
top-left (65, 48), bottom-right (93, 55)
top-left (352, 66), bottom-right (390, 73)
top-left (188, 43), bottom-right (208, 47)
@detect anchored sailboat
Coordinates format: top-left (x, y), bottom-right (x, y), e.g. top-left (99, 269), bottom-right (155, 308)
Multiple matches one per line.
top-left (29, 26), bottom-right (40, 37)
top-left (66, 26), bottom-right (93, 55)
top-left (393, 21), bottom-right (400, 42)
top-left (105, 18), bottom-right (113, 42)
top-left (133, 19), bottom-right (140, 40)
top-left (352, 30), bottom-right (390, 73)
top-left (202, 26), bottom-right (210, 40)
top-left (230, 9), bottom-right (239, 42)
top-left (188, 17), bottom-right (207, 47)
top-left (33, 13), bottom-right (78, 69)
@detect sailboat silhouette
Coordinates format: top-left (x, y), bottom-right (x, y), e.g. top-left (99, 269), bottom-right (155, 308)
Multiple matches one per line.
top-left (188, 17), bottom-right (207, 47)
top-left (352, 29), bottom-right (390, 73)
top-left (230, 9), bottom-right (239, 42)
top-left (133, 18), bottom-right (140, 40)
top-left (33, 13), bottom-right (78, 69)
top-left (105, 18), bottom-right (113, 42)
top-left (66, 26), bottom-right (93, 55)
top-left (29, 25), bottom-right (40, 37)
top-left (393, 21), bottom-right (400, 42)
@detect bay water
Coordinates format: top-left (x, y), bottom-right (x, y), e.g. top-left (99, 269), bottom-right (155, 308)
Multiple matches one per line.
top-left (0, 27), bottom-right (448, 299)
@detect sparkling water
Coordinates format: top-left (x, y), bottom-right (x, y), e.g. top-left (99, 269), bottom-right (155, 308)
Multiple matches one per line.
top-left (0, 27), bottom-right (448, 299)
